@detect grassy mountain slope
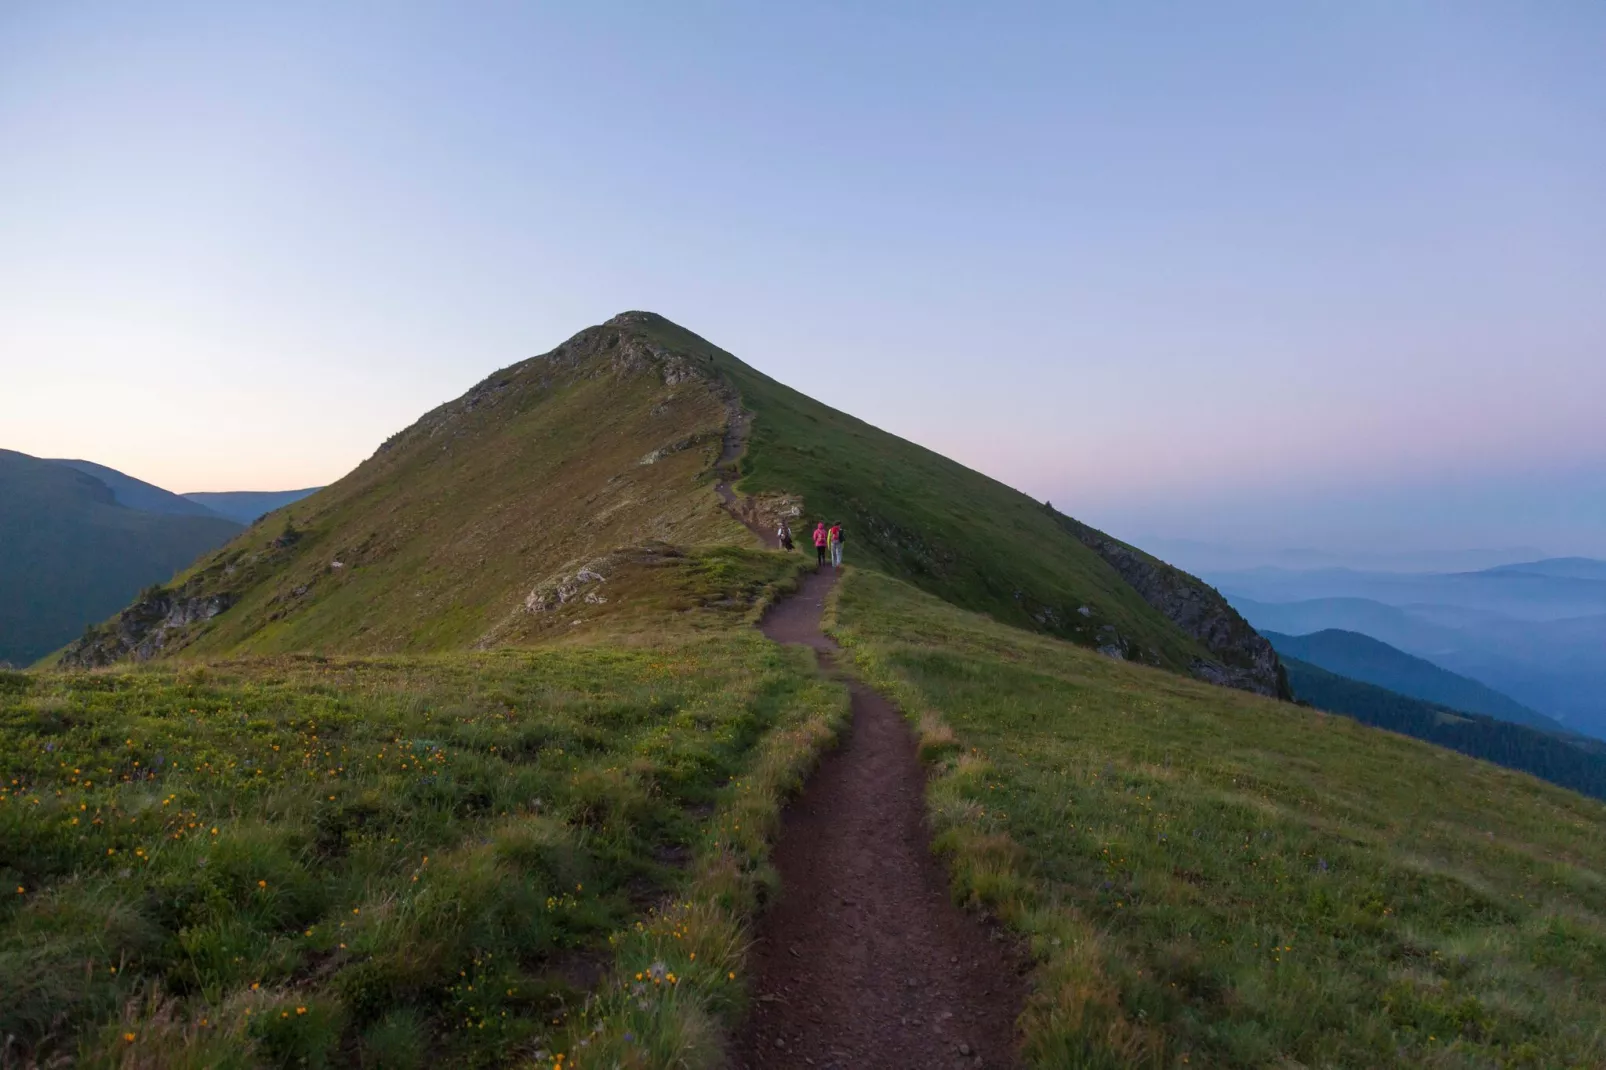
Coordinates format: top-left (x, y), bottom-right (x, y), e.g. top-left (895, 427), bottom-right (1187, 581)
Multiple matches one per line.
top-left (182, 488), bottom-right (323, 524)
top-left (66, 313), bottom-right (1270, 693)
top-left (616, 314), bottom-right (1249, 681)
top-left (833, 568), bottom-right (1606, 1067)
top-left (63, 320), bottom-right (755, 664)
top-left (1280, 655), bottom-right (1606, 800)
top-left (0, 450), bottom-right (241, 667)
top-left (1265, 628), bottom-right (1568, 734)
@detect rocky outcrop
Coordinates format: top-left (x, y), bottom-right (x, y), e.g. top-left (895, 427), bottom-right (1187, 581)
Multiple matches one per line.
top-left (519, 544), bottom-right (687, 616)
top-left (59, 585), bottom-right (235, 668)
top-left (1046, 505), bottom-right (1291, 699)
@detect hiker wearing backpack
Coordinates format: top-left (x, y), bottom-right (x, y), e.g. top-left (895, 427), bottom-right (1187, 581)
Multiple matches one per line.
top-left (777, 521), bottom-right (794, 551)
top-left (829, 523), bottom-right (844, 569)
top-left (812, 522), bottom-right (828, 568)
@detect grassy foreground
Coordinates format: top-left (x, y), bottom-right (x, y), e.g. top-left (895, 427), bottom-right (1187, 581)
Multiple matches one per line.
top-left (833, 569), bottom-right (1606, 1069)
top-left (1, 631), bottom-right (848, 1068)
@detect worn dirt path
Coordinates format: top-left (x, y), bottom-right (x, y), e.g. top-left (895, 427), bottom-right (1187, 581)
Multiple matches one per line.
top-left (714, 405), bottom-right (788, 550)
top-left (733, 568), bottom-right (1027, 1070)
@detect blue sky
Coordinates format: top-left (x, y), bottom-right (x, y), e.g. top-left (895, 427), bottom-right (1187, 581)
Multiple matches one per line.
top-left (3, 2), bottom-right (1603, 557)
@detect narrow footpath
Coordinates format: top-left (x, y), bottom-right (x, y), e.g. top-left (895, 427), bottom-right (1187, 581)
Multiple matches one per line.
top-left (734, 568), bottom-right (1026, 1070)
top-left (713, 405), bottom-right (782, 548)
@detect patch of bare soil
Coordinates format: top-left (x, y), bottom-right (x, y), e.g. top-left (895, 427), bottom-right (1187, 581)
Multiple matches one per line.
top-left (734, 569), bottom-right (1027, 1069)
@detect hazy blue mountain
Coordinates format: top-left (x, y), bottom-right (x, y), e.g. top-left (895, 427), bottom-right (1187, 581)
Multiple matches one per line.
top-left (50, 458), bottom-right (224, 518)
top-left (1231, 594), bottom-right (1606, 741)
top-left (1229, 596), bottom-right (1464, 656)
top-left (0, 449), bottom-right (241, 666)
top-left (1282, 656), bottom-right (1606, 801)
top-left (1143, 539), bottom-right (1547, 576)
top-left (1264, 629), bottom-right (1569, 735)
top-left (1433, 624), bottom-right (1606, 742)
top-left (1487, 558), bottom-right (1606, 581)
top-left (1209, 566), bottom-right (1606, 622)
top-left (182, 488), bottom-right (321, 524)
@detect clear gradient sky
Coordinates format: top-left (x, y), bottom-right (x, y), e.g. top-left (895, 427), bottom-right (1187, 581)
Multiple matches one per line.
top-left (3, 3), bottom-right (1603, 557)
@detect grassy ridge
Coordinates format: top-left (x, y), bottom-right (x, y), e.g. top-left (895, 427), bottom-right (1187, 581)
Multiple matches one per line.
top-left (1, 616), bottom-right (848, 1068)
top-left (833, 569), bottom-right (1606, 1068)
top-left (624, 315), bottom-right (1215, 673)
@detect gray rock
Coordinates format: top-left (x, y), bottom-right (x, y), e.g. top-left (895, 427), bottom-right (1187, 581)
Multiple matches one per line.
top-left (1047, 507), bottom-right (1290, 698)
top-left (59, 587), bottom-right (235, 667)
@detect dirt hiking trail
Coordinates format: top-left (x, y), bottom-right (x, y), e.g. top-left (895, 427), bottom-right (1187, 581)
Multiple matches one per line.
top-left (714, 406), bottom-right (781, 548)
top-left (734, 568), bottom-right (1027, 1069)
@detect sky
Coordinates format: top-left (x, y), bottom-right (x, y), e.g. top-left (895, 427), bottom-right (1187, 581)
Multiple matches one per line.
top-left (3, 2), bottom-right (1603, 559)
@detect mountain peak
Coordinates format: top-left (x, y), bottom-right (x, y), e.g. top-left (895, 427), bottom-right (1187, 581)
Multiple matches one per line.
top-left (59, 313), bottom-right (1287, 701)
top-left (603, 309), bottom-right (677, 330)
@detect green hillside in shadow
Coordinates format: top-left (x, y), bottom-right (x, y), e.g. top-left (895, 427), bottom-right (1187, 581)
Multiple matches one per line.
top-left (1266, 628), bottom-right (1567, 734)
top-left (0, 450), bottom-right (241, 667)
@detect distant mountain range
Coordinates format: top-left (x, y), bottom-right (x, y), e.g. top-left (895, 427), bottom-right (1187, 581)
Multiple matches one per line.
top-left (0, 449), bottom-right (319, 665)
top-left (181, 489), bottom-right (324, 525)
top-left (1139, 539), bottom-right (1551, 575)
top-left (1210, 562), bottom-right (1606, 621)
top-left (51, 458), bottom-right (224, 518)
top-left (1263, 628), bottom-right (1568, 736)
top-left (51, 458), bottom-right (319, 526)
top-left (1216, 561), bottom-right (1606, 740)
top-left (1486, 558), bottom-right (1606, 581)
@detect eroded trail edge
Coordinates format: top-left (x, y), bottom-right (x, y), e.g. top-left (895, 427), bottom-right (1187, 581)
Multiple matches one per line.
top-left (735, 569), bottom-right (1026, 1069)
top-left (713, 405), bottom-right (779, 548)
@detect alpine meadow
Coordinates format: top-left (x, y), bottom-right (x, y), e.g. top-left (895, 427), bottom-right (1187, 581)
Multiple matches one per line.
top-left (6, 314), bottom-right (1605, 1069)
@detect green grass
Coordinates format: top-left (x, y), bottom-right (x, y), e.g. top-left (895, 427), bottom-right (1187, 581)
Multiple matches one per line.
top-left (0, 624), bottom-right (848, 1068)
top-left (832, 568), bottom-right (1606, 1069)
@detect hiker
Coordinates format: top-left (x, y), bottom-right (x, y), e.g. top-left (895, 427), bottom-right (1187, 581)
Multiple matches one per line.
top-left (777, 521), bottom-right (794, 551)
top-left (812, 522), bottom-right (828, 568)
top-left (829, 522), bottom-right (845, 569)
